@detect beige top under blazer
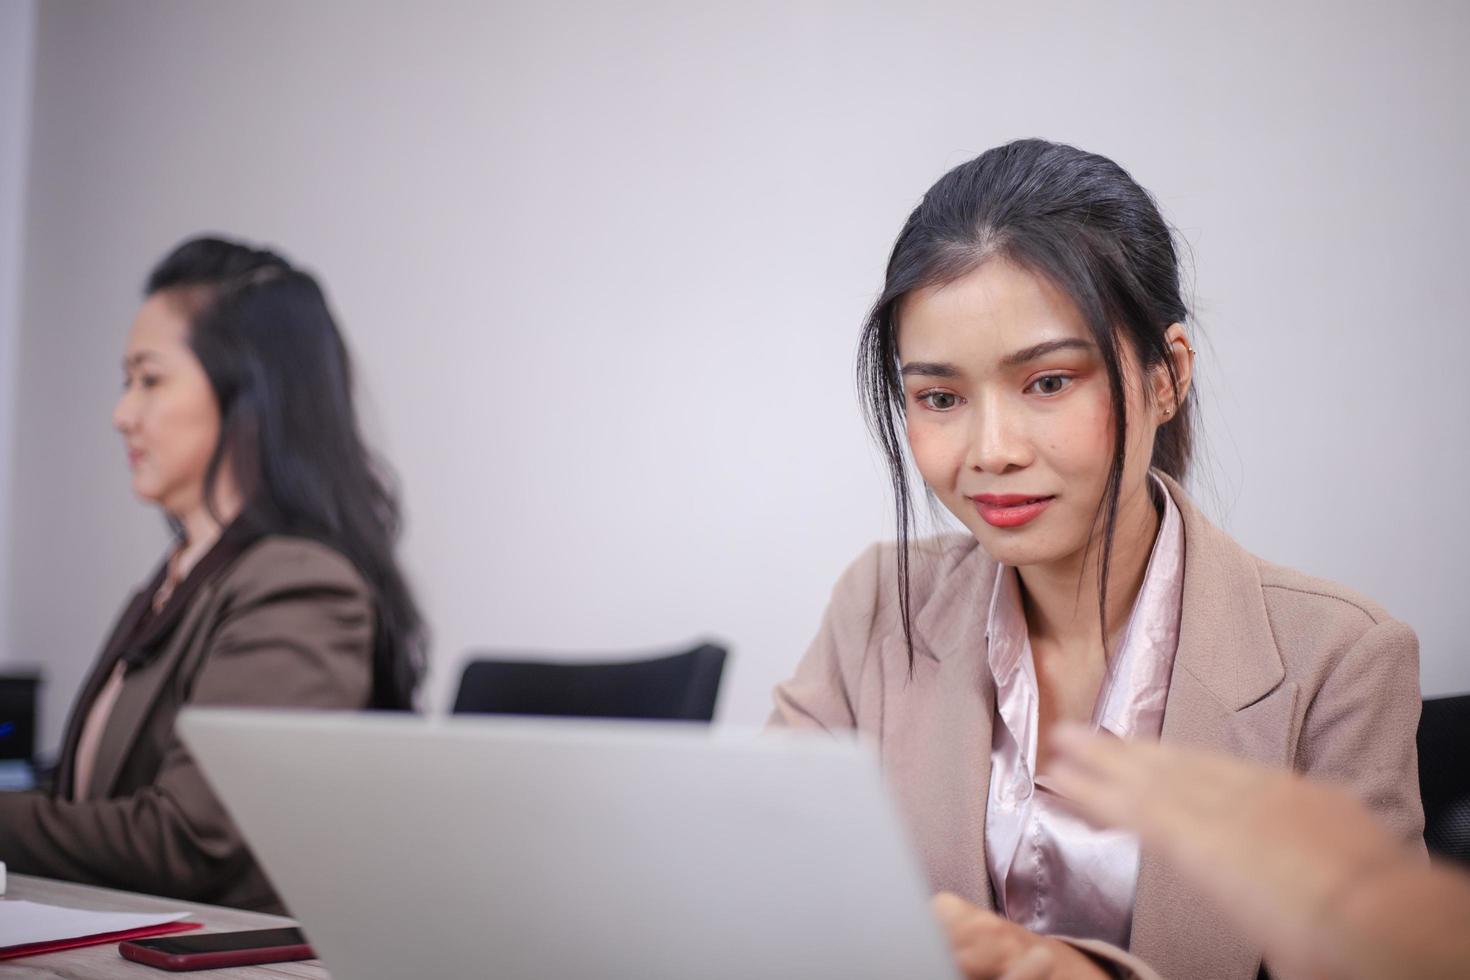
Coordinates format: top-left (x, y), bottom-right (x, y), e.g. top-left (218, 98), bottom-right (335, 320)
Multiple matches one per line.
top-left (770, 473), bottom-right (1424, 980)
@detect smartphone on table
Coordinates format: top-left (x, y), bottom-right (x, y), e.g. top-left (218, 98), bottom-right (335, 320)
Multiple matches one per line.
top-left (119, 926), bottom-right (314, 971)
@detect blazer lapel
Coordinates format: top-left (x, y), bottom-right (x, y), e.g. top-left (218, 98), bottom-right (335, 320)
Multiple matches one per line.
top-left (85, 582), bottom-right (220, 800)
top-left (54, 587), bottom-right (153, 800)
top-left (1128, 475), bottom-right (1297, 978)
top-left (85, 519), bottom-right (264, 799)
top-left (887, 540), bottom-right (1000, 908)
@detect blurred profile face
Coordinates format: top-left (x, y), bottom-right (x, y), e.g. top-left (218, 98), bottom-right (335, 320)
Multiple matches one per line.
top-left (896, 258), bottom-right (1163, 571)
top-left (112, 292), bottom-right (222, 519)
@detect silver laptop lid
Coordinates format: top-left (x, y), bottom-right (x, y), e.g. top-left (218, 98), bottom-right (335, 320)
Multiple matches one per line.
top-left (179, 708), bottom-right (956, 980)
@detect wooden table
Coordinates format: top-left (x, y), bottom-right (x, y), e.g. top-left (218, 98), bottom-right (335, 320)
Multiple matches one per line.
top-left (3, 874), bottom-right (331, 979)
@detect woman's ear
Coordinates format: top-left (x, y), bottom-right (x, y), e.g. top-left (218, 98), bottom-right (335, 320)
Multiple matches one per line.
top-left (1154, 323), bottom-right (1195, 419)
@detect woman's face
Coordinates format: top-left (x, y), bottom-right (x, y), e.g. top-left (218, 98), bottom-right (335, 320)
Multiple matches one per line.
top-left (112, 292), bottom-right (222, 518)
top-left (897, 258), bottom-right (1175, 571)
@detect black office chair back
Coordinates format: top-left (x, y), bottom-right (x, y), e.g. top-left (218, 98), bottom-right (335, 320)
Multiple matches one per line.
top-left (1418, 693), bottom-right (1470, 866)
top-left (452, 642), bottom-right (728, 723)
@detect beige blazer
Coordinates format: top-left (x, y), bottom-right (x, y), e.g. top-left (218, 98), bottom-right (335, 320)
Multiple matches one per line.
top-left (0, 536), bottom-right (374, 912)
top-left (770, 474), bottom-right (1424, 980)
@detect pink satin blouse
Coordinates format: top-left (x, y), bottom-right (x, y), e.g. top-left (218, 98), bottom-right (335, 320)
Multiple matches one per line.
top-left (983, 478), bottom-right (1185, 948)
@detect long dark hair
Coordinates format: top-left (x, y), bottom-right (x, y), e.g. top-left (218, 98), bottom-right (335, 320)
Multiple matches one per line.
top-left (857, 139), bottom-right (1194, 664)
top-left (145, 235), bottom-right (426, 709)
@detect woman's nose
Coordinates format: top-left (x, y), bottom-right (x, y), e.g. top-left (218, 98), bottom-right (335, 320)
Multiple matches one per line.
top-left (967, 392), bottom-right (1031, 474)
top-left (113, 386), bottom-right (136, 433)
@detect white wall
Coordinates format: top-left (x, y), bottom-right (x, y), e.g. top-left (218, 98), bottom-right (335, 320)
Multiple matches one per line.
top-left (0, 0), bottom-right (36, 678)
top-left (8, 0), bottom-right (1469, 756)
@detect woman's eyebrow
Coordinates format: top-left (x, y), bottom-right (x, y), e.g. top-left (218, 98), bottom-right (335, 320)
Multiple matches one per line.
top-left (899, 361), bottom-right (961, 378)
top-left (1000, 338), bottom-right (1095, 368)
top-left (123, 350), bottom-right (162, 369)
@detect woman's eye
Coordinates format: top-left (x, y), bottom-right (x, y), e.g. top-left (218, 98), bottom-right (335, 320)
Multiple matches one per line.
top-left (1028, 375), bottom-right (1072, 396)
top-left (139, 375), bottom-right (160, 389)
top-left (918, 390), bottom-right (959, 411)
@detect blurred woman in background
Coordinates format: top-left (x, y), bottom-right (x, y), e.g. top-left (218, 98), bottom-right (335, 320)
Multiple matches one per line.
top-left (0, 236), bottom-right (425, 911)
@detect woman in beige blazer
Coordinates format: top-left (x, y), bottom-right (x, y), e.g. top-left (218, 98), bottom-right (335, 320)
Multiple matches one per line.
top-left (0, 237), bottom-right (426, 912)
top-left (770, 140), bottom-right (1422, 980)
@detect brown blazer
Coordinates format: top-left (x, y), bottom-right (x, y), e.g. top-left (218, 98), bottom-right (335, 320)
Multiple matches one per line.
top-left (770, 474), bottom-right (1424, 980)
top-left (0, 536), bottom-right (374, 912)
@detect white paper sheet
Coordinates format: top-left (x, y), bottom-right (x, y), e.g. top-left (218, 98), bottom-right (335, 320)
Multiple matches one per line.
top-left (0, 899), bottom-right (190, 948)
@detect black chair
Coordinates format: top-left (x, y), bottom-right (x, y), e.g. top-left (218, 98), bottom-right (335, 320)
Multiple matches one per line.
top-left (451, 642), bottom-right (728, 722)
top-left (1418, 693), bottom-right (1470, 866)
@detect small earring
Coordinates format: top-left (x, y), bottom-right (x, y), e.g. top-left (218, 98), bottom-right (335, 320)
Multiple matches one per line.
top-left (1162, 406), bottom-right (1173, 417)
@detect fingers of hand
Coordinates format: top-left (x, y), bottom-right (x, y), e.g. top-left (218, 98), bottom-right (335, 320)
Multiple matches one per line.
top-left (1045, 730), bottom-right (1145, 827)
top-left (935, 895), bottom-right (1009, 948)
top-left (931, 895), bottom-right (1032, 978)
top-left (1044, 762), bottom-right (1121, 827)
top-left (997, 943), bottom-right (1056, 980)
top-left (932, 891), bottom-right (975, 929)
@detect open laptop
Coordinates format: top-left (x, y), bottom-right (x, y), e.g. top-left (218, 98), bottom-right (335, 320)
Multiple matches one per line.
top-left (178, 708), bottom-right (957, 980)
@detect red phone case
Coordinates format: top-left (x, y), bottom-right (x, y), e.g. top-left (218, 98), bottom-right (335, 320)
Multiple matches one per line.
top-left (118, 935), bottom-right (316, 972)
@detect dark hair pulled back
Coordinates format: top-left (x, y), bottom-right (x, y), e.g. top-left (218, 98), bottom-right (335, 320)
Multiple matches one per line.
top-left (856, 139), bottom-right (1194, 663)
top-left (146, 236), bottom-right (426, 709)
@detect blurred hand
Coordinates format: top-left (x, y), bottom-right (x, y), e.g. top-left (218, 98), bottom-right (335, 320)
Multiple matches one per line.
top-left (1046, 724), bottom-right (1470, 980)
top-left (931, 893), bottom-right (1109, 980)
top-left (1046, 724), bottom-right (1395, 956)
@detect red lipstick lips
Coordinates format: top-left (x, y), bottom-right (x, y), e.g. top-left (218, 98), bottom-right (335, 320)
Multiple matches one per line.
top-left (972, 494), bottom-right (1054, 528)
